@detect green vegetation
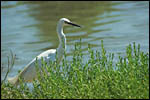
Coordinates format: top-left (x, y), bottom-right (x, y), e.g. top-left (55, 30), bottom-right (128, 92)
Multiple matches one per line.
top-left (1, 40), bottom-right (149, 99)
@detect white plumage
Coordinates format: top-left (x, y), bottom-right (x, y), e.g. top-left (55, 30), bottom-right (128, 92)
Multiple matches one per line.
top-left (8, 18), bottom-right (81, 85)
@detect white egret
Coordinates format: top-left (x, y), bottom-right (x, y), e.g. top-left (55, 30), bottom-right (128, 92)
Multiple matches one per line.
top-left (8, 18), bottom-right (81, 85)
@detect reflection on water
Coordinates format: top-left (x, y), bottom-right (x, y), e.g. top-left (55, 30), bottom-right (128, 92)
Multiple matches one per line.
top-left (1, 1), bottom-right (149, 79)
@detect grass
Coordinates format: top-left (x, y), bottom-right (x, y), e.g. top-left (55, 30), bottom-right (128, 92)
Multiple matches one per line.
top-left (1, 40), bottom-right (149, 99)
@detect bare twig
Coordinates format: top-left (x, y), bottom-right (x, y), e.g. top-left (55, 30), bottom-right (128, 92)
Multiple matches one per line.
top-left (1, 50), bottom-right (16, 85)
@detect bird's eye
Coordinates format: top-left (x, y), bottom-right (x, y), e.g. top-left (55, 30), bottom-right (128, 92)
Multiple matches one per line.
top-left (64, 21), bottom-right (68, 24)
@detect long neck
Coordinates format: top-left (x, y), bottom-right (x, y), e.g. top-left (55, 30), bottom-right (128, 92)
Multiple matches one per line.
top-left (57, 22), bottom-right (66, 51)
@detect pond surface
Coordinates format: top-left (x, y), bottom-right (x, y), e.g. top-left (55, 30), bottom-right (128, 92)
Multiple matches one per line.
top-left (1, 1), bottom-right (149, 79)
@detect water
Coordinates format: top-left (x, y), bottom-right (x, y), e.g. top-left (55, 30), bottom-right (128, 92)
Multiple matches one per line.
top-left (1, 1), bottom-right (149, 80)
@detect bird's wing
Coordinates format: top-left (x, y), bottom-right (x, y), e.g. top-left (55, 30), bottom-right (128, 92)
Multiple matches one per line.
top-left (37, 49), bottom-right (56, 60)
top-left (11, 49), bottom-right (57, 83)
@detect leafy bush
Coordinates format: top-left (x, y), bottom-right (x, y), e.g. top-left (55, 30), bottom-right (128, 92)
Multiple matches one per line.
top-left (1, 40), bottom-right (149, 99)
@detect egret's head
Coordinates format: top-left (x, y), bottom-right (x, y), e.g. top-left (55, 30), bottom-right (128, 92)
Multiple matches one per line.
top-left (59, 18), bottom-right (81, 28)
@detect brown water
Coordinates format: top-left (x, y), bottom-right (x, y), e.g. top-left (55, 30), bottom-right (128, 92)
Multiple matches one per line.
top-left (1, 1), bottom-right (149, 79)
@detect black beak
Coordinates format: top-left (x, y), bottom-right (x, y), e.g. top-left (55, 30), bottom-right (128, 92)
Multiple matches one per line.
top-left (65, 21), bottom-right (81, 28)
